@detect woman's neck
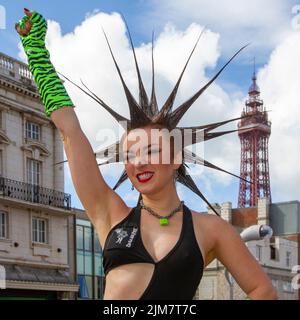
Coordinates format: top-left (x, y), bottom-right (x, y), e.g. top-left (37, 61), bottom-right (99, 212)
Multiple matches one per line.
top-left (141, 184), bottom-right (181, 214)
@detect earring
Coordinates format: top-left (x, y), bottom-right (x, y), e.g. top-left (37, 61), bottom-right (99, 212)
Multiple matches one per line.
top-left (131, 184), bottom-right (134, 191)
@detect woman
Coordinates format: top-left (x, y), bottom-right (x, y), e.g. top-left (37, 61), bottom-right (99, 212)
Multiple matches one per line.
top-left (15, 8), bottom-right (277, 300)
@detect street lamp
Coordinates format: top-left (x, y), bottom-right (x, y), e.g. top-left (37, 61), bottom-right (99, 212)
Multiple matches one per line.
top-left (225, 224), bottom-right (273, 299)
top-left (240, 224), bottom-right (273, 242)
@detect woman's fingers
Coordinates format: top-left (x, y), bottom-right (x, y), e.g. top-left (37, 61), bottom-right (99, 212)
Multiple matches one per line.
top-left (25, 19), bottom-right (33, 31)
top-left (15, 9), bottom-right (33, 36)
top-left (15, 22), bottom-right (31, 36)
top-left (15, 23), bottom-right (25, 35)
top-left (24, 8), bottom-right (32, 17)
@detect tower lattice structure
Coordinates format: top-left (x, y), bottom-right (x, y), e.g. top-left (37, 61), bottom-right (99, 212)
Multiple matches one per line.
top-left (237, 70), bottom-right (272, 207)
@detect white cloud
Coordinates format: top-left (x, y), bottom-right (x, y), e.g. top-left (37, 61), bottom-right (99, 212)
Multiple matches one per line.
top-left (257, 31), bottom-right (300, 201)
top-left (211, 29), bottom-right (300, 203)
top-left (19, 11), bottom-right (244, 207)
top-left (55, 12), bottom-right (238, 206)
top-left (148, 0), bottom-right (294, 60)
top-left (18, 8), bottom-right (299, 209)
top-left (19, 11), bottom-right (237, 166)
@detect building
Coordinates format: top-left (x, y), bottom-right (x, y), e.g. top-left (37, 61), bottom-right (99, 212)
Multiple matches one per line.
top-left (75, 209), bottom-right (105, 299)
top-left (238, 69), bottom-right (272, 207)
top-left (195, 198), bottom-right (299, 300)
top-left (0, 52), bottom-right (78, 299)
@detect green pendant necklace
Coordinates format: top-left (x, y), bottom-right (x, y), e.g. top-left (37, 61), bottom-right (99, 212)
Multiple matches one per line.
top-left (139, 199), bottom-right (184, 226)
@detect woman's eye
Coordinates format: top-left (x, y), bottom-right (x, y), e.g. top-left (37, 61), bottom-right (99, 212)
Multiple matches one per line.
top-left (126, 154), bottom-right (135, 161)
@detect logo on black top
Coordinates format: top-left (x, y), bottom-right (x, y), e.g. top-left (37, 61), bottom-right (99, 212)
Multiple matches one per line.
top-left (114, 228), bottom-right (129, 244)
top-left (109, 225), bottom-right (138, 249)
top-left (126, 227), bottom-right (138, 248)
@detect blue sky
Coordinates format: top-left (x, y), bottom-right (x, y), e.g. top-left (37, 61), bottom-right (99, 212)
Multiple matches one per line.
top-left (0, 1), bottom-right (152, 54)
top-left (1, 0), bottom-right (299, 211)
top-left (1, 0), bottom-right (265, 91)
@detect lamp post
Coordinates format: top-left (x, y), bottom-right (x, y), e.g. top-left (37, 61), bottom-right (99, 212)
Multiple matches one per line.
top-left (224, 224), bottom-right (273, 300)
top-left (240, 225), bottom-right (273, 242)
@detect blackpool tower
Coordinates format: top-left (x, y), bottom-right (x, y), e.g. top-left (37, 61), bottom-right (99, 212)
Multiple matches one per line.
top-left (237, 68), bottom-right (272, 207)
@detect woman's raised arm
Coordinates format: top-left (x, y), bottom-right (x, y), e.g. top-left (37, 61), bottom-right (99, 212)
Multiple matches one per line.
top-left (16, 9), bottom-right (130, 242)
top-left (51, 107), bottom-right (130, 236)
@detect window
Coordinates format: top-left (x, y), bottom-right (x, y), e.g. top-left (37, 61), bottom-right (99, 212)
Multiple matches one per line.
top-left (0, 110), bottom-right (2, 129)
top-left (0, 211), bottom-right (7, 239)
top-left (77, 275), bottom-right (93, 299)
top-left (77, 250), bottom-right (84, 274)
top-left (27, 159), bottom-right (41, 185)
top-left (0, 150), bottom-right (3, 176)
top-left (95, 253), bottom-right (103, 277)
top-left (94, 232), bottom-right (102, 253)
top-left (26, 121), bottom-right (40, 140)
top-left (94, 232), bottom-right (103, 277)
top-left (76, 219), bottom-right (105, 299)
top-left (76, 225), bottom-right (84, 250)
top-left (84, 251), bottom-right (93, 275)
top-left (32, 217), bottom-right (48, 243)
top-left (271, 279), bottom-right (278, 289)
top-left (270, 244), bottom-right (278, 260)
top-left (84, 227), bottom-right (92, 251)
top-left (283, 280), bottom-right (294, 293)
top-left (76, 224), bottom-right (93, 275)
top-left (95, 276), bottom-right (105, 300)
top-left (286, 251), bottom-right (291, 267)
top-left (256, 245), bottom-right (262, 261)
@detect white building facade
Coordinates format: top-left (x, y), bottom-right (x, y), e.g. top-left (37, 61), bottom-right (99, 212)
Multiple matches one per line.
top-left (0, 52), bottom-right (78, 299)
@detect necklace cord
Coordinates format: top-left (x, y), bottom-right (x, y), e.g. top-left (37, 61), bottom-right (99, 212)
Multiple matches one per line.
top-left (139, 199), bottom-right (184, 219)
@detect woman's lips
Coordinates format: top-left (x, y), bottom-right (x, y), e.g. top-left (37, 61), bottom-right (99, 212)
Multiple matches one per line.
top-left (136, 172), bottom-right (154, 183)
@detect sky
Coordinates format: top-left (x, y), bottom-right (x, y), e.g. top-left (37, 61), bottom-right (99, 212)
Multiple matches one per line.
top-left (0, 0), bottom-right (300, 211)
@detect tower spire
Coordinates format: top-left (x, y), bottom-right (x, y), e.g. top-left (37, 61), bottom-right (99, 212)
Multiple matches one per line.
top-left (248, 57), bottom-right (260, 94)
top-left (237, 63), bottom-right (272, 207)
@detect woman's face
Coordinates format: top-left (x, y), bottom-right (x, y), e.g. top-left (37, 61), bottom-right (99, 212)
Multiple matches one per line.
top-left (122, 126), bottom-right (181, 195)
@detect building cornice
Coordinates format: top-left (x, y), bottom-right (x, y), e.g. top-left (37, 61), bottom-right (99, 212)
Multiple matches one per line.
top-left (0, 258), bottom-right (70, 270)
top-left (21, 140), bottom-right (51, 157)
top-left (6, 280), bottom-right (79, 292)
top-left (0, 196), bottom-right (75, 216)
top-left (0, 75), bottom-right (39, 98)
top-left (0, 129), bottom-right (11, 145)
top-left (0, 95), bottom-right (51, 124)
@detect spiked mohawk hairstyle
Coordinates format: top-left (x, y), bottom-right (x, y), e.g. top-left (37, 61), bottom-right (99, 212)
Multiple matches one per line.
top-left (58, 20), bottom-right (251, 216)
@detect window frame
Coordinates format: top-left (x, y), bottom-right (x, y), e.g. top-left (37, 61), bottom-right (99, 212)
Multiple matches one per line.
top-left (286, 251), bottom-right (291, 267)
top-left (270, 244), bottom-right (278, 261)
top-left (76, 220), bottom-right (104, 299)
top-left (25, 121), bottom-right (41, 141)
top-left (0, 149), bottom-right (3, 177)
top-left (32, 217), bottom-right (48, 244)
top-left (76, 225), bottom-right (93, 275)
top-left (27, 158), bottom-right (41, 186)
top-left (0, 211), bottom-right (8, 239)
top-left (255, 244), bottom-right (262, 261)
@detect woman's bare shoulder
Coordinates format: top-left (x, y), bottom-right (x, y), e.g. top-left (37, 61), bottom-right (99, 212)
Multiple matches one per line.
top-left (190, 209), bottom-right (221, 229)
top-left (191, 210), bottom-right (233, 249)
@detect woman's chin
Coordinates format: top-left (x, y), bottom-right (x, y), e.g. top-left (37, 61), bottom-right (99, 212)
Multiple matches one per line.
top-left (135, 183), bottom-right (156, 194)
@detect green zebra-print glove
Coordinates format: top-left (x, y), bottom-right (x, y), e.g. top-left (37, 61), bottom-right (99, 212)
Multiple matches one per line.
top-left (17, 10), bottom-right (75, 117)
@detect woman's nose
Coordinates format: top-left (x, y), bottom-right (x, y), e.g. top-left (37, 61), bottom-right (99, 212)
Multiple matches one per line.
top-left (133, 154), bottom-right (148, 166)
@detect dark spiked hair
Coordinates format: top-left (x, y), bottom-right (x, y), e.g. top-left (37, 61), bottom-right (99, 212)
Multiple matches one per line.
top-left (58, 20), bottom-right (251, 216)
